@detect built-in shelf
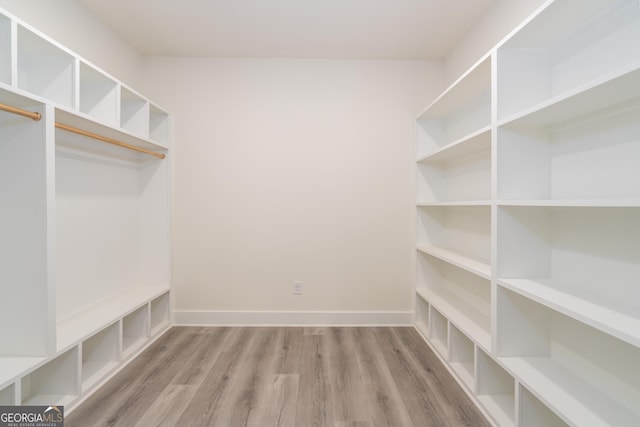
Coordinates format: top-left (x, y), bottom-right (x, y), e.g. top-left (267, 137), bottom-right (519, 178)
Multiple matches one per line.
top-left (17, 25), bottom-right (75, 108)
top-left (57, 285), bottom-right (168, 352)
top-left (477, 350), bottom-right (515, 427)
top-left (21, 348), bottom-right (79, 406)
top-left (415, 1), bottom-right (640, 425)
top-left (519, 385), bottom-right (568, 427)
top-left (497, 288), bottom-right (640, 427)
top-left (122, 305), bottom-right (149, 359)
top-left (449, 325), bottom-right (475, 390)
top-left (498, 93), bottom-right (640, 202)
top-left (120, 87), bottom-right (149, 138)
top-left (0, 383), bottom-right (14, 405)
top-left (416, 252), bottom-right (490, 350)
top-left (150, 292), bottom-right (171, 336)
top-left (79, 62), bottom-right (118, 126)
top-left (0, 7), bottom-right (172, 413)
top-left (497, 0), bottom-right (640, 121)
top-left (149, 104), bottom-right (170, 147)
top-left (0, 13), bottom-right (10, 85)
top-left (416, 56), bottom-right (491, 158)
top-left (497, 206), bottom-right (640, 348)
top-left (429, 308), bottom-right (448, 357)
top-left (81, 323), bottom-right (119, 391)
top-left (415, 297), bottom-right (429, 338)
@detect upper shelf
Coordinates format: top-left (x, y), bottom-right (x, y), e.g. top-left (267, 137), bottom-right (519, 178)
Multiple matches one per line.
top-left (419, 55), bottom-right (491, 120)
top-left (0, 6), bottom-right (170, 147)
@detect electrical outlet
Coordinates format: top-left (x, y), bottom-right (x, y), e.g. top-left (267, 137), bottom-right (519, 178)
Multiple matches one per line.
top-left (292, 281), bottom-right (303, 295)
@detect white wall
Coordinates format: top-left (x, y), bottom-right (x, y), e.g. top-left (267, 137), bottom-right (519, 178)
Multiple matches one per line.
top-left (0, 0), bottom-right (142, 87)
top-left (142, 58), bottom-right (442, 322)
top-left (444, 0), bottom-right (548, 83)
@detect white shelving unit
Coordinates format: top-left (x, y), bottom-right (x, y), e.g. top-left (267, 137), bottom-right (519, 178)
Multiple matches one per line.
top-left (0, 6), bottom-right (172, 413)
top-left (415, 0), bottom-right (640, 425)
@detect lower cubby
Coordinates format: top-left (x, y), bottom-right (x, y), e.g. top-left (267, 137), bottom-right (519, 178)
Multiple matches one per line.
top-left (0, 383), bottom-right (14, 405)
top-left (477, 349), bottom-right (515, 427)
top-left (519, 385), bottom-right (568, 427)
top-left (497, 287), bottom-right (640, 426)
top-left (122, 305), bottom-right (149, 359)
top-left (416, 251), bottom-right (491, 350)
top-left (429, 308), bottom-right (448, 357)
top-left (150, 292), bottom-right (170, 336)
top-left (81, 323), bottom-right (119, 392)
top-left (21, 348), bottom-right (79, 406)
top-left (449, 325), bottom-right (474, 390)
top-left (415, 295), bottom-right (429, 338)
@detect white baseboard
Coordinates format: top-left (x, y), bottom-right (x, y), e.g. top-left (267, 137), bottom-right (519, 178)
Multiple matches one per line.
top-left (173, 310), bottom-right (414, 326)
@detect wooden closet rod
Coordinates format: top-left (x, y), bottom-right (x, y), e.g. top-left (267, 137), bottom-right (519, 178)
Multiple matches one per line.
top-left (0, 102), bottom-right (42, 121)
top-left (55, 123), bottom-right (166, 159)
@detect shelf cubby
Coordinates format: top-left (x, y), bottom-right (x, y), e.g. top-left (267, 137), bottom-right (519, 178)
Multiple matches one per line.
top-left (79, 62), bottom-right (118, 126)
top-left (150, 292), bottom-right (170, 336)
top-left (415, 296), bottom-right (429, 338)
top-left (518, 385), bottom-right (568, 427)
top-left (498, 95), bottom-right (640, 203)
top-left (149, 104), bottom-right (170, 147)
top-left (416, 252), bottom-right (490, 350)
top-left (0, 89), bottom-right (51, 359)
top-left (81, 323), bottom-right (119, 391)
top-left (122, 305), bottom-right (149, 359)
top-left (497, 288), bottom-right (640, 426)
top-left (497, 206), bottom-right (640, 348)
top-left (429, 307), bottom-right (448, 357)
top-left (417, 205), bottom-right (491, 276)
top-left (120, 87), bottom-right (149, 137)
top-left (449, 325), bottom-right (475, 390)
top-left (417, 129), bottom-right (491, 203)
top-left (0, 383), bottom-right (14, 405)
top-left (21, 348), bottom-right (79, 406)
top-left (0, 13), bottom-right (10, 84)
top-left (17, 25), bottom-right (75, 108)
top-left (416, 56), bottom-right (491, 158)
top-left (476, 350), bottom-right (515, 427)
top-left (497, 0), bottom-right (640, 120)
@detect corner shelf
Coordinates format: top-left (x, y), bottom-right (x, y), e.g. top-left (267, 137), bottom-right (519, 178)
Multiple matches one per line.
top-left (149, 104), bottom-right (170, 147)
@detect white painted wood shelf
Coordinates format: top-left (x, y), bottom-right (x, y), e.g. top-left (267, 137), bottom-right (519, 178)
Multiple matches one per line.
top-left (414, 0), bottom-right (640, 425)
top-left (0, 6), bottom-right (172, 413)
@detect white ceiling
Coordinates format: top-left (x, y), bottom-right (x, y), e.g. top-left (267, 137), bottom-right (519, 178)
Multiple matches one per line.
top-left (78, 0), bottom-right (496, 60)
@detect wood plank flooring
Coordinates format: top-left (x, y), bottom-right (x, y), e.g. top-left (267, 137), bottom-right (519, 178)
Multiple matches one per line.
top-left (67, 327), bottom-right (490, 427)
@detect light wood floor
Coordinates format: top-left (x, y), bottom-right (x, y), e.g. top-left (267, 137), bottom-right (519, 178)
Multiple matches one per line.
top-left (67, 327), bottom-right (490, 427)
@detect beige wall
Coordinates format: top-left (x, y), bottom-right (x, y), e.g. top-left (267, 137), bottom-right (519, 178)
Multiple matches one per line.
top-left (0, 0), bottom-right (143, 87)
top-left (142, 58), bottom-right (442, 320)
